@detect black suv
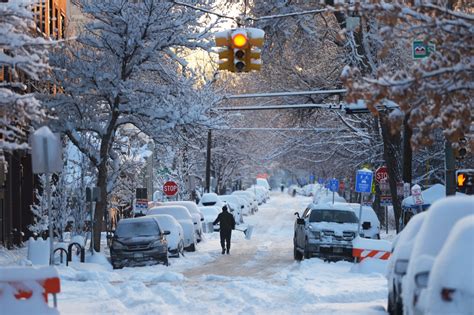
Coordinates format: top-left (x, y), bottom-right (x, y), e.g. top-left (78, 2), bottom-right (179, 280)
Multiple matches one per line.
top-left (110, 216), bottom-right (170, 269)
top-left (294, 203), bottom-right (359, 261)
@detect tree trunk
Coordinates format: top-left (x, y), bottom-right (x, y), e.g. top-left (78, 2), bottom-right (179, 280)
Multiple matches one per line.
top-left (380, 113), bottom-right (403, 233)
top-left (402, 113), bottom-right (413, 184)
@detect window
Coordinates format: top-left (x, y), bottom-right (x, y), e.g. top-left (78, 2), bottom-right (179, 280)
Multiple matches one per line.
top-left (309, 210), bottom-right (359, 224)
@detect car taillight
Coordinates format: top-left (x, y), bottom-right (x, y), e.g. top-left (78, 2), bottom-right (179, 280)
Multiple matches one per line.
top-left (441, 288), bottom-right (455, 302)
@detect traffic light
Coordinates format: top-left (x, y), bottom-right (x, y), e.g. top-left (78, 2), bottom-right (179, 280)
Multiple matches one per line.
top-left (454, 137), bottom-right (468, 160)
top-left (456, 169), bottom-right (474, 195)
top-left (214, 28), bottom-right (265, 73)
top-left (231, 31), bottom-right (248, 72)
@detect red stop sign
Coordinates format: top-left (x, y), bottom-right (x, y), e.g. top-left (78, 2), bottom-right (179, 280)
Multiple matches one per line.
top-left (375, 166), bottom-right (389, 183)
top-left (163, 181), bottom-right (178, 196)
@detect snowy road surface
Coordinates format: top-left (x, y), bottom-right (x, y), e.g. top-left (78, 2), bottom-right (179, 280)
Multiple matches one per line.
top-left (58, 193), bottom-right (388, 314)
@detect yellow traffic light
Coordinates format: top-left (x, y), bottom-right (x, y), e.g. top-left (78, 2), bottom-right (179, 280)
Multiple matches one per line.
top-left (232, 33), bottom-right (248, 48)
top-left (215, 28), bottom-right (265, 73)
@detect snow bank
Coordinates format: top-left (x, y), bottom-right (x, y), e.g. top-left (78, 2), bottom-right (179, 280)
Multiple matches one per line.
top-left (27, 238), bottom-right (50, 265)
top-left (351, 258), bottom-right (388, 275)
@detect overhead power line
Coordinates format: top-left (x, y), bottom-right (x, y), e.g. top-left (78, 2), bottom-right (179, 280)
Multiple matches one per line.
top-left (224, 89), bottom-right (347, 99)
top-left (217, 103), bottom-right (341, 111)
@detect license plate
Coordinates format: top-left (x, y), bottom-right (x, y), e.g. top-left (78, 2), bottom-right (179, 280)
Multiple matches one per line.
top-left (333, 247), bottom-right (343, 253)
top-left (133, 253), bottom-right (144, 259)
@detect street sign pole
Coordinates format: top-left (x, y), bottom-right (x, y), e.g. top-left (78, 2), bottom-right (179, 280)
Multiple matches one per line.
top-left (355, 169), bottom-right (373, 237)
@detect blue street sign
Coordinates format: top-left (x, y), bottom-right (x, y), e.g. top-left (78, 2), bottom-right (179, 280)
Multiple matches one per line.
top-left (355, 169), bottom-right (373, 193)
top-left (318, 178), bottom-right (324, 185)
top-left (329, 178), bottom-right (339, 192)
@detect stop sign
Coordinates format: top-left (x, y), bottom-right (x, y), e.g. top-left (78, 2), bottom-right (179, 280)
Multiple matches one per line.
top-left (163, 181), bottom-right (178, 197)
top-left (375, 166), bottom-right (389, 183)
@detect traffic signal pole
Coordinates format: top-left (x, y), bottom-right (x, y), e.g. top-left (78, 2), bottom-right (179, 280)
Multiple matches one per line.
top-left (445, 140), bottom-right (456, 196)
top-left (205, 129), bottom-right (212, 193)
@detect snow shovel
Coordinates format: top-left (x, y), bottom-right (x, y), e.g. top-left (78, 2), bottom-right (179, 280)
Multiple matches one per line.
top-left (235, 225), bottom-right (254, 240)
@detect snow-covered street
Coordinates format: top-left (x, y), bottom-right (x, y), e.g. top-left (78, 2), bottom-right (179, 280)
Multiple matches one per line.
top-left (56, 193), bottom-right (388, 315)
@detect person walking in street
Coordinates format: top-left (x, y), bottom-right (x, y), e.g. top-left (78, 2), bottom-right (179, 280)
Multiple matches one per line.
top-left (213, 205), bottom-right (236, 254)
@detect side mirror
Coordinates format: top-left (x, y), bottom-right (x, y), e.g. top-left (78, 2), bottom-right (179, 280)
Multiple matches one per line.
top-left (162, 230), bottom-right (171, 236)
top-left (362, 222), bottom-right (371, 230)
top-left (294, 212), bottom-right (300, 218)
top-left (296, 218), bottom-right (305, 225)
top-left (106, 234), bottom-right (114, 240)
top-left (394, 259), bottom-right (409, 276)
top-left (415, 271), bottom-right (429, 288)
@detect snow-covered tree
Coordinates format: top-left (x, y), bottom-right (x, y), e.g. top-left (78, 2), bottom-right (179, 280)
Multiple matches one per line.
top-left (0, 0), bottom-right (49, 154)
top-left (45, 0), bottom-right (220, 251)
top-left (341, 2), bottom-right (473, 149)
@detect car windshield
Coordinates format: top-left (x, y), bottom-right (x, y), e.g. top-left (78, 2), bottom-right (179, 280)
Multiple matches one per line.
top-left (116, 221), bottom-right (159, 238)
top-left (202, 201), bottom-right (217, 206)
top-left (310, 210), bottom-right (359, 224)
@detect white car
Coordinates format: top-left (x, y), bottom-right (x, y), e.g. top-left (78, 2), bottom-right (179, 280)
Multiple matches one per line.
top-left (148, 214), bottom-right (184, 257)
top-left (198, 206), bottom-right (220, 232)
top-left (346, 203), bottom-right (381, 239)
top-left (218, 195), bottom-right (244, 224)
top-left (402, 196), bottom-right (474, 315)
top-left (246, 186), bottom-right (267, 205)
top-left (424, 215), bottom-right (474, 315)
top-left (387, 211), bottom-right (427, 315)
top-left (147, 205), bottom-right (197, 252)
top-left (158, 201), bottom-right (204, 242)
top-left (256, 178), bottom-right (271, 191)
top-left (232, 191), bottom-right (258, 214)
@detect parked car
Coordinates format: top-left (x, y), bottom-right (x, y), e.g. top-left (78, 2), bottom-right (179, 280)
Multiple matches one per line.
top-left (256, 178), bottom-right (271, 191)
top-left (148, 214), bottom-right (184, 258)
top-left (232, 190), bottom-right (258, 214)
top-left (387, 212), bottom-right (427, 315)
top-left (110, 216), bottom-right (170, 269)
top-left (218, 195), bottom-right (244, 224)
top-left (424, 215), bottom-right (474, 315)
top-left (156, 201), bottom-right (204, 243)
top-left (402, 196), bottom-right (474, 315)
top-left (246, 186), bottom-right (268, 205)
top-left (293, 202), bottom-right (359, 261)
top-left (147, 205), bottom-right (197, 252)
top-left (199, 193), bottom-right (222, 207)
top-left (198, 206), bottom-right (220, 232)
top-left (346, 203), bottom-right (381, 239)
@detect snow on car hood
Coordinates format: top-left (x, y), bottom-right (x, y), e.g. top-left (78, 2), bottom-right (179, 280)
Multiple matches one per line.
top-left (309, 221), bottom-right (358, 233)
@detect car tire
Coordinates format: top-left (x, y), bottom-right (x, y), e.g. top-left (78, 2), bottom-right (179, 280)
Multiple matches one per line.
top-left (304, 239), bottom-right (311, 259)
top-left (187, 243), bottom-right (196, 252)
top-left (294, 245), bottom-right (303, 261)
top-left (387, 292), bottom-right (394, 315)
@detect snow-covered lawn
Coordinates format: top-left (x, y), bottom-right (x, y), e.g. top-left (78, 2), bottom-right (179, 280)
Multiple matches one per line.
top-left (1, 193), bottom-right (389, 314)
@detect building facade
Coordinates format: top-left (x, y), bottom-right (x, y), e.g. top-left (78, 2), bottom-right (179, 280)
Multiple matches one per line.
top-left (0, 0), bottom-right (67, 247)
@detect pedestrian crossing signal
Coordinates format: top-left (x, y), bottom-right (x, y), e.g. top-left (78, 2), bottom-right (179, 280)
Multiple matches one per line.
top-left (456, 169), bottom-right (474, 195)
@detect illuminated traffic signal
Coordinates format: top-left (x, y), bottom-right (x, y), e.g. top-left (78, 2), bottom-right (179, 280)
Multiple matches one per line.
top-left (214, 28), bottom-right (265, 73)
top-left (456, 169), bottom-right (474, 195)
top-left (231, 31), bottom-right (248, 72)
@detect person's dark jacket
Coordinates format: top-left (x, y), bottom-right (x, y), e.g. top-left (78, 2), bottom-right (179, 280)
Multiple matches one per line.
top-left (213, 209), bottom-right (235, 232)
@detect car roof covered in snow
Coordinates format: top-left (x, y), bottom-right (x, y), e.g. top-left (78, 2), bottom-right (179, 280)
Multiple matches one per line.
top-left (308, 202), bottom-right (355, 212)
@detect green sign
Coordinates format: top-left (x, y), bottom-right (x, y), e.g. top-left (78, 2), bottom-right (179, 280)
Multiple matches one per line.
top-left (413, 41), bottom-right (435, 59)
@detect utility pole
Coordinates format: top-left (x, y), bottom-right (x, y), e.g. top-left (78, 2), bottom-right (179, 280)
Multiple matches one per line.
top-left (205, 130), bottom-right (212, 193)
